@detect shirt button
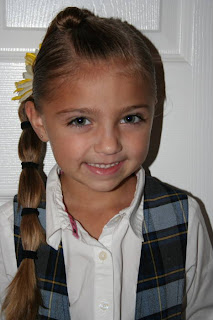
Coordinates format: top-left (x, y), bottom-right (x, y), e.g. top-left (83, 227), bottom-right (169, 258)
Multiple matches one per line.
top-left (99, 251), bottom-right (107, 260)
top-left (99, 302), bottom-right (109, 310)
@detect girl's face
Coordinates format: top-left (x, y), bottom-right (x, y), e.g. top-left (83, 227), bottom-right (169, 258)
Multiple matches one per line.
top-left (27, 63), bottom-right (155, 195)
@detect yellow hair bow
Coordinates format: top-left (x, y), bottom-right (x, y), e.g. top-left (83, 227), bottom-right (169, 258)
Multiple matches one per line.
top-left (12, 45), bottom-right (41, 103)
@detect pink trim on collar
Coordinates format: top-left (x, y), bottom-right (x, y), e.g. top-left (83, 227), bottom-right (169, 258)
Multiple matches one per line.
top-left (59, 169), bottom-right (79, 239)
top-left (64, 203), bottom-right (79, 239)
top-left (68, 212), bottom-right (79, 239)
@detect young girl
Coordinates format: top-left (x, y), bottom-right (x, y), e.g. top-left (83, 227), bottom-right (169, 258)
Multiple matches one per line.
top-left (0, 6), bottom-right (213, 320)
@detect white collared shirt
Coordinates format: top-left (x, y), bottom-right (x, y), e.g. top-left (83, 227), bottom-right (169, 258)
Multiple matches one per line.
top-left (1, 164), bottom-right (213, 319)
top-left (46, 165), bottom-right (144, 320)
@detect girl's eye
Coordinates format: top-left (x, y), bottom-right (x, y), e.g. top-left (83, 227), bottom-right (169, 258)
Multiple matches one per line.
top-left (69, 117), bottom-right (91, 127)
top-left (121, 114), bottom-right (143, 124)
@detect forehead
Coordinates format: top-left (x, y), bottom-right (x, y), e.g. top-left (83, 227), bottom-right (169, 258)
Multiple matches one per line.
top-left (73, 58), bottom-right (145, 81)
top-left (40, 60), bottom-right (155, 112)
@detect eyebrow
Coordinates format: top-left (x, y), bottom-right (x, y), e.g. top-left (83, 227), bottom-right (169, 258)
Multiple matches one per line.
top-left (56, 104), bottom-right (151, 116)
top-left (120, 104), bottom-right (151, 113)
top-left (56, 107), bottom-right (100, 116)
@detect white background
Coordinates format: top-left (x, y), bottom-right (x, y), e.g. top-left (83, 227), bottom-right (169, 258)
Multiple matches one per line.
top-left (0, 0), bottom-right (212, 238)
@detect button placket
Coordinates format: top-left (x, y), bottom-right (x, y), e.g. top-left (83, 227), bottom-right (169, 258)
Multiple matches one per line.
top-left (94, 246), bottom-right (113, 319)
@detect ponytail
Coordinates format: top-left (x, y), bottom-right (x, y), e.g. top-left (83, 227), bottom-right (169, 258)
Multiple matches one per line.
top-left (2, 100), bottom-right (46, 320)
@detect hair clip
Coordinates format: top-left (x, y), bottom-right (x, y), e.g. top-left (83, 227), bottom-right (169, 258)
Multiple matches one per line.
top-left (21, 121), bottom-right (32, 130)
top-left (22, 250), bottom-right (38, 260)
top-left (21, 208), bottom-right (39, 216)
top-left (21, 162), bottom-right (39, 169)
top-left (12, 44), bottom-right (41, 103)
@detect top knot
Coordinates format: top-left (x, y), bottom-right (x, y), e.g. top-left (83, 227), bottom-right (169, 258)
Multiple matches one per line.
top-left (56, 7), bottom-right (94, 31)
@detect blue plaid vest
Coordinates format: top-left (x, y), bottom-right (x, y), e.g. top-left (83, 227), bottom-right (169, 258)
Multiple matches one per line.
top-left (14, 175), bottom-right (188, 319)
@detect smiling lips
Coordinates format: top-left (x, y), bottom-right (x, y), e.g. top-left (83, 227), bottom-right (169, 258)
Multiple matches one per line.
top-left (87, 162), bottom-right (120, 169)
top-left (85, 161), bottom-right (123, 175)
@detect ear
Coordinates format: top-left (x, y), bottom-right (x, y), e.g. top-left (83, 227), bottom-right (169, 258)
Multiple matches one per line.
top-left (25, 101), bottom-right (49, 142)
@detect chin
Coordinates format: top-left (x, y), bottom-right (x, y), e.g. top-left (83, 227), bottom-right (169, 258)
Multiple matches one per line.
top-left (88, 181), bottom-right (122, 193)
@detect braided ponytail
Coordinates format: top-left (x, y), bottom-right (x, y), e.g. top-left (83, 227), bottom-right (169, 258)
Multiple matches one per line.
top-left (2, 100), bottom-right (46, 320)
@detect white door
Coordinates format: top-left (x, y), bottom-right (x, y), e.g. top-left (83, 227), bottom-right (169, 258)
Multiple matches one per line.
top-left (0, 0), bottom-right (212, 234)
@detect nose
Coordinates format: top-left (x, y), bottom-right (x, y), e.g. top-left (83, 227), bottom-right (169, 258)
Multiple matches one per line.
top-left (94, 127), bottom-right (122, 155)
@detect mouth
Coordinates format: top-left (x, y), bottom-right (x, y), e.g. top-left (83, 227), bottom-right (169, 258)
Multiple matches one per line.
top-left (87, 162), bottom-right (120, 169)
top-left (85, 161), bottom-right (124, 175)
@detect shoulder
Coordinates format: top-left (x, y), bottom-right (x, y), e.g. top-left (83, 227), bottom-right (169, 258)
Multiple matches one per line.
top-left (184, 196), bottom-right (213, 318)
top-left (144, 175), bottom-right (188, 210)
top-left (144, 175), bottom-right (187, 196)
top-left (188, 195), bottom-right (203, 217)
top-left (186, 195), bottom-right (210, 249)
top-left (0, 199), bottom-right (14, 223)
top-left (0, 199), bottom-right (17, 313)
top-left (187, 195), bottom-right (209, 236)
top-left (144, 176), bottom-right (209, 232)
top-left (0, 199), bottom-right (14, 244)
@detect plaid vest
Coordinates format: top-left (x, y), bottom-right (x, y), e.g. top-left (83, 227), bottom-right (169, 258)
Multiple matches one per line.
top-left (14, 175), bottom-right (188, 320)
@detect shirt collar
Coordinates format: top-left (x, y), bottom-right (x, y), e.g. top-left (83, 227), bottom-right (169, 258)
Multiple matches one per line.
top-left (128, 168), bottom-right (145, 240)
top-left (46, 164), bottom-right (68, 249)
top-left (46, 164), bottom-right (145, 249)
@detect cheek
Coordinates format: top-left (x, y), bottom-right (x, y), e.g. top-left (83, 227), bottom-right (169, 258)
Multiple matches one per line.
top-left (49, 133), bottom-right (90, 160)
top-left (127, 127), bottom-right (151, 147)
top-left (127, 129), bottom-right (151, 159)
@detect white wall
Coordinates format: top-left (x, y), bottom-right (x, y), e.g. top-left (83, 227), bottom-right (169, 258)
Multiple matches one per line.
top-left (0, 0), bottom-right (212, 234)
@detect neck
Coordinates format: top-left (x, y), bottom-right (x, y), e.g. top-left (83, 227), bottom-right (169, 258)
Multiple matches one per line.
top-left (60, 173), bottom-right (137, 218)
top-left (60, 173), bottom-right (137, 239)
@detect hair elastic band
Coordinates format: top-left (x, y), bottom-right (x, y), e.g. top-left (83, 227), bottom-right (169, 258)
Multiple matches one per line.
top-left (21, 162), bottom-right (39, 169)
top-left (21, 208), bottom-right (39, 216)
top-left (22, 250), bottom-right (38, 260)
top-left (21, 121), bottom-right (32, 130)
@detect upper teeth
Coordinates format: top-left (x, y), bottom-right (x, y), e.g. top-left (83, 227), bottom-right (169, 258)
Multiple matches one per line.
top-left (88, 162), bottom-right (119, 168)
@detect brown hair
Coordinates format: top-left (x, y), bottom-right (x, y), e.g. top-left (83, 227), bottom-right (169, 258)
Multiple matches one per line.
top-left (2, 6), bottom-right (156, 320)
top-left (2, 99), bottom-right (46, 320)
